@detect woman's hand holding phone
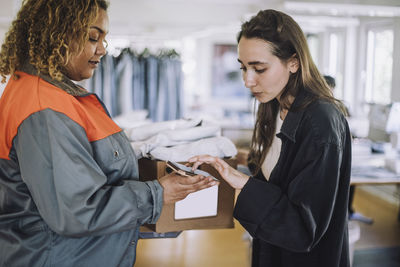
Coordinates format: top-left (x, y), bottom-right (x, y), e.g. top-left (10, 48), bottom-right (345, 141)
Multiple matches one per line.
top-left (188, 155), bottom-right (250, 190)
top-left (159, 162), bottom-right (219, 204)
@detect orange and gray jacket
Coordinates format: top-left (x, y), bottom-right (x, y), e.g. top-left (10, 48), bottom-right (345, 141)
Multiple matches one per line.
top-left (0, 64), bottom-right (163, 266)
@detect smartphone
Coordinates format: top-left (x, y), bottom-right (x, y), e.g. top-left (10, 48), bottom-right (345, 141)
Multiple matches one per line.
top-left (166, 161), bottom-right (218, 181)
top-left (166, 161), bottom-right (197, 177)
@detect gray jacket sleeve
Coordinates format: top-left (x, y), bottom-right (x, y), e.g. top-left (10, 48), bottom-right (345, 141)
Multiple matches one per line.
top-left (14, 109), bottom-right (163, 237)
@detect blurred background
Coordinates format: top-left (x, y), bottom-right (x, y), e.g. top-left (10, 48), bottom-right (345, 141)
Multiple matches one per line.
top-left (1, 0), bottom-right (399, 266)
top-left (1, 0), bottom-right (400, 124)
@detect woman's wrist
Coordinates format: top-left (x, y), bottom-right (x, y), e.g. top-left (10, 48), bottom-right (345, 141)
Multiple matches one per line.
top-left (235, 174), bottom-right (250, 190)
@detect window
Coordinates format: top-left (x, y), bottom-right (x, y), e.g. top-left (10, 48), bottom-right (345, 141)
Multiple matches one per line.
top-left (211, 44), bottom-right (249, 98)
top-left (306, 33), bottom-right (319, 67)
top-left (327, 32), bottom-right (345, 100)
top-left (365, 28), bottom-right (393, 104)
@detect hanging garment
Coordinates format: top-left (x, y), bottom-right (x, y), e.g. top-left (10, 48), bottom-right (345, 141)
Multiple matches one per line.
top-left (102, 54), bottom-right (117, 116)
top-left (144, 55), bottom-right (159, 121)
top-left (115, 50), bottom-right (134, 116)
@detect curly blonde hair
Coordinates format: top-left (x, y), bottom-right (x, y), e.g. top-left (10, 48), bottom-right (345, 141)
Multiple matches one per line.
top-left (0, 0), bottom-right (109, 83)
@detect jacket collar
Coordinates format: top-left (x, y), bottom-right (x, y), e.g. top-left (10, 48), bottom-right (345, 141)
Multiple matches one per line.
top-left (278, 89), bottom-right (310, 143)
top-left (20, 62), bottom-right (88, 97)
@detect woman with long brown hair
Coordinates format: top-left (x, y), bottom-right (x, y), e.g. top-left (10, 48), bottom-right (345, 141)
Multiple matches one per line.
top-left (190, 9), bottom-right (351, 267)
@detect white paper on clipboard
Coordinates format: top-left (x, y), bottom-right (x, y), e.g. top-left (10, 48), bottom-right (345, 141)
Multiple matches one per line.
top-left (171, 161), bottom-right (219, 220)
top-left (174, 185), bottom-right (218, 220)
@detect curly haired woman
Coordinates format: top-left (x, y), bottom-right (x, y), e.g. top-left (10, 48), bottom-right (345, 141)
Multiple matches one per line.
top-left (0, 1), bottom-right (216, 266)
top-left (190, 9), bottom-right (352, 267)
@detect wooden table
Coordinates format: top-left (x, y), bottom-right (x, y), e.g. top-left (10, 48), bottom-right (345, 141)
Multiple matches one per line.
top-left (351, 143), bottom-right (400, 185)
top-left (351, 140), bottom-right (400, 221)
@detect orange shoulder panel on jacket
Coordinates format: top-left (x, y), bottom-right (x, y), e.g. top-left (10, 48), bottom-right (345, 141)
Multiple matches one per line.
top-left (0, 72), bottom-right (121, 160)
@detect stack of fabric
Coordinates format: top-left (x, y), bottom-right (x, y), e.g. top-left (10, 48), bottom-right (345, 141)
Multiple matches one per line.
top-left (122, 118), bottom-right (237, 162)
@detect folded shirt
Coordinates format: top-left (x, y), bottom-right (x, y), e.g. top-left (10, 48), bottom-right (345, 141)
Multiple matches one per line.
top-left (113, 110), bottom-right (151, 129)
top-left (126, 118), bottom-right (237, 161)
top-left (130, 125), bottom-right (221, 158)
top-left (125, 118), bottom-right (202, 141)
top-left (149, 136), bottom-right (237, 162)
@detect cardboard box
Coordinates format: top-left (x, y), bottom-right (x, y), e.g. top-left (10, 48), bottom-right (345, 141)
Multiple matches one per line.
top-left (138, 158), bottom-right (236, 233)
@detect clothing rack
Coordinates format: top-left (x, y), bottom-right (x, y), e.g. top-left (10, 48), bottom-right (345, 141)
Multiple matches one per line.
top-left (85, 47), bottom-right (183, 122)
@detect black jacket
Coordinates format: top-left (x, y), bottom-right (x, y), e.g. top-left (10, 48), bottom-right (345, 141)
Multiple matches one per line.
top-left (234, 90), bottom-right (351, 267)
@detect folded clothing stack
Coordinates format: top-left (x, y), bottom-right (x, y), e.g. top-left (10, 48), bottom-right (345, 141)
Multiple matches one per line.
top-left (123, 118), bottom-right (237, 161)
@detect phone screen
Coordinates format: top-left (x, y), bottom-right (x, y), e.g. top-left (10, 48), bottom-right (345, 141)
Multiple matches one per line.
top-left (166, 161), bottom-right (218, 181)
top-left (166, 161), bottom-right (196, 177)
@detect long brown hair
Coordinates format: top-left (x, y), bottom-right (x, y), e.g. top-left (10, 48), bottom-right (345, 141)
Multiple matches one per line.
top-left (238, 9), bottom-right (346, 174)
top-left (0, 0), bottom-right (109, 83)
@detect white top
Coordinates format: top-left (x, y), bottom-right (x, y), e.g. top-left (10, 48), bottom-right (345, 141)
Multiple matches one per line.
top-left (261, 113), bottom-right (283, 180)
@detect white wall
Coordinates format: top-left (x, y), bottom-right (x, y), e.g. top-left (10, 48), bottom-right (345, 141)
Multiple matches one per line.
top-left (343, 25), bottom-right (358, 114)
top-left (0, 28), bottom-right (7, 97)
top-left (391, 18), bottom-right (400, 102)
top-left (0, 0), bottom-right (16, 97)
top-left (183, 27), bottom-right (248, 110)
top-left (0, 79), bottom-right (7, 96)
